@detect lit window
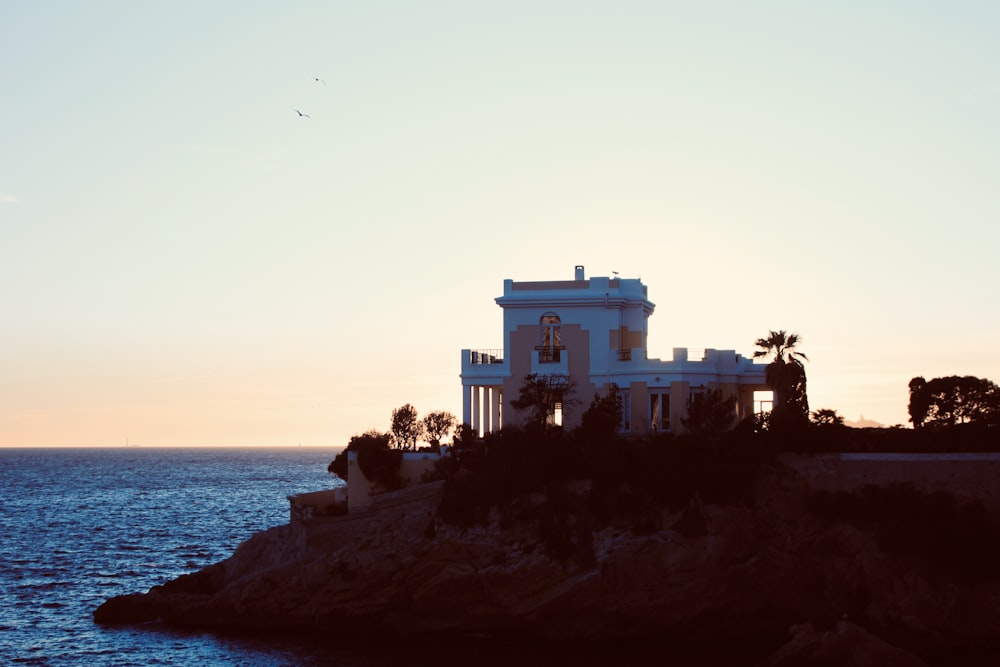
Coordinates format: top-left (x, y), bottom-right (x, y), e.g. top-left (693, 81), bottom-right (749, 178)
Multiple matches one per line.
top-left (538, 313), bottom-right (562, 363)
top-left (753, 390), bottom-right (773, 414)
top-left (550, 401), bottom-right (563, 427)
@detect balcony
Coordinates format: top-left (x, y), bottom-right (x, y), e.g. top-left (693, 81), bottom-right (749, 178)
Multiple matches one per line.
top-left (461, 349), bottom-right (508, 382)
top-left (535, 345), bottom-right (565, 364)
top-left (466, 349), bottom-right (504, 365)
top-left (532, 346), bottom-right (568, 375)
top-left (617, 348), bottom-right (632, 361)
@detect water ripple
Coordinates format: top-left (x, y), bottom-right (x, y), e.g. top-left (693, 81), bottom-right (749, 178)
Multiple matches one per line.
top-left (0, 447), bottom-right (340, 667)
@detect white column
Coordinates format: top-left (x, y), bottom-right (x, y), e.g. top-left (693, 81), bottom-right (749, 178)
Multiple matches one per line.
top-left (463, 385), bottom-right (472, 427)
top-left (491, 387), bottom-right (502, 433)
top-left (472, 386), bottom-right (481, 436)
top-left (482, 387), bottom-right (492, 434)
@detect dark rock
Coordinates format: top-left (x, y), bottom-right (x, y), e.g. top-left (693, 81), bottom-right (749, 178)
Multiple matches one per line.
top-left (93, 473), bottom-right (1000, 661)
top-left (93, 593), bottom-right (163, 625)
top-left (762, 622), bottom-right (928, 667)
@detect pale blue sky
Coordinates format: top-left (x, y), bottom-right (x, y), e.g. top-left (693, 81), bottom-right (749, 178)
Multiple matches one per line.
top-left (2, 1), bottom-right (998, 445)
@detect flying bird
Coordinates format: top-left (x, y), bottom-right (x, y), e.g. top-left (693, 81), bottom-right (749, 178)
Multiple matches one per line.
top-left (293, 109), bottom-right (310, 118)
top-left (314, 77), bottom-right (325, 85)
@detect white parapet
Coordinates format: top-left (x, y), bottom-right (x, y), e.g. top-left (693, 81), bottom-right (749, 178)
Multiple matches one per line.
top-left (346, 450), bottom-right (442, 513)
top-left (288, 486), bottom-right (348, 524)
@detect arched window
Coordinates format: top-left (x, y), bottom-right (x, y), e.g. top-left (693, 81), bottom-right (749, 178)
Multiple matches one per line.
top-left (540, 313), bottom-right (561, 347)
top-left (538, 313), bottom-right (562, 363)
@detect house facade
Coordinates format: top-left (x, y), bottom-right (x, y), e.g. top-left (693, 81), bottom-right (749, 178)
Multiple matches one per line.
top-left (461, 266), bottom-right (770, 435)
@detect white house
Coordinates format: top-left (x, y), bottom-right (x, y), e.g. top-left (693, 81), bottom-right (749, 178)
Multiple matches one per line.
top-left (461, 266), bottom-right (770, 435)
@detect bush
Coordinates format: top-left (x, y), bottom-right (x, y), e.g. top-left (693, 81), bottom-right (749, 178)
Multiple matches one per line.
top-left (436, 426), bottom-right (771, 546)
top-left (356, 440), bottom-right (403, 492)
top-left (327, 430), bottom-right (402, 491)
top-left (806, 483), bottom-right (1000, 582)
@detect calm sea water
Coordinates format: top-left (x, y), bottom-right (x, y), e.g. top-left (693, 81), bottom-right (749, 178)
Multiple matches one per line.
top-left (0, 447), bottom-right (773, 667)
top-left (0, 447), bottom-right (366, 666)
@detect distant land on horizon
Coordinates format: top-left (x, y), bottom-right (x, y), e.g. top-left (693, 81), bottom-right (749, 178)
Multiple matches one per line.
top-left (844, 415), bottom-right (890, 429)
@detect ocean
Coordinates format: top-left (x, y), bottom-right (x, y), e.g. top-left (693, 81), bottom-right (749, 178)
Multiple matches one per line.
top-left (0, 447), bottom-right (359, 666)
top-left (0, 447), bottom-right (770, 667)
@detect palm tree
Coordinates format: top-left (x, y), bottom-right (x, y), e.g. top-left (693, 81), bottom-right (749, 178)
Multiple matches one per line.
top-left (754, 330), bottom-right (809, 421)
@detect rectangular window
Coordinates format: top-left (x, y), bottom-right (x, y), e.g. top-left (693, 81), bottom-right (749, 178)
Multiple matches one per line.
top-left (650, 391), bottom-right (670, 431)
top-left (754, 390), bottom-right (774, 414)
top-left (618, 388), bottom-right (631, 432)
top-left (551, 401), bottom-right (563, 427)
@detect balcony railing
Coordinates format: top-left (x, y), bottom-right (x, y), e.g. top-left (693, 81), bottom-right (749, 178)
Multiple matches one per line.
top-left (617, 348), bottom-right (632, 361)
top-left (467, 349), bottom-right (504, 365)
top-left (535, 346), bottom-right (565, 363)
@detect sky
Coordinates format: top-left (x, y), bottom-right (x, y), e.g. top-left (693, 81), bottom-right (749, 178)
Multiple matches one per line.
top-left (2, 1), bottom-right (998, 446)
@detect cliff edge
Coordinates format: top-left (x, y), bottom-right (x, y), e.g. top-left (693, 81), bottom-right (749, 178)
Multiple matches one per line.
top-left (95, 468), bottom-right (1000, 665)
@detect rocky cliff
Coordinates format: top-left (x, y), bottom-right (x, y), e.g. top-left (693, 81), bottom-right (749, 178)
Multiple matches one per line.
top-left (95, 468), bottom-right (1000, 665)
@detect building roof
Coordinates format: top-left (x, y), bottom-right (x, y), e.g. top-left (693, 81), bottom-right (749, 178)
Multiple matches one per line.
top-left (496, 275), bottom-right (654, 314)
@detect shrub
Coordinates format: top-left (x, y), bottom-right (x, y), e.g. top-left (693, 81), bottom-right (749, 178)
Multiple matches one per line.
top-left (436, 426), bottom-right (770, 546)
top-left (806, 483), bottom-right (1000, 582)
top-left (327, 430), bottom-right (402, 491)
top-left (356, 440), bottom-right (403, 492)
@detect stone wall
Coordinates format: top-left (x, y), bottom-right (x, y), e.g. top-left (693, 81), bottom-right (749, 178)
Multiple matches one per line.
top-left (782, 452), bottom-right (1000, 510)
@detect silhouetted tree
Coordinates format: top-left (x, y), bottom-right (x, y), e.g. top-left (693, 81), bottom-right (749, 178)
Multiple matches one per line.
top-left (811, 408), bottom-right (845, 427)
top-left (908, 377), bottom-right (930, 428)
top-left (390, 403), bottom-right (424, 450)
top-left (682, 388), bottom-right (738, 437)
top-left (454, 423), bottom-right (478, 448)
top-left (422, 410), bottom-right (457, 450)
top-left (908, 375), bottom-right (1000, 428)
top-left (754, 330), bottom-right (809, 426)
top-left (787, 363), bottom-right (808, 416)
top-left (579, 387), bottom-right (624, 437)
top-left (328, 430), bottom-right (393, 479)
top-left (355, 436), bottom-right (404, 491)
top-left (510, 373), bottom-right (577, 430)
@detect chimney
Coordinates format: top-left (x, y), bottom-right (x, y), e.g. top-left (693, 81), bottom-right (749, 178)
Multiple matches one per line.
top-left (574, 265), bottom-right (585, 280)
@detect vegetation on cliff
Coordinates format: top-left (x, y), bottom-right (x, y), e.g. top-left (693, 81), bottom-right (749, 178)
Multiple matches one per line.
top-left (432, 389), bottom-right (776, 564)
top-left (806, 483), bottom-right (1000, 583)
top-left (96, 327), bottom-right (1000, 663)
top-left (327, 430), bottom-right (403, 491)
